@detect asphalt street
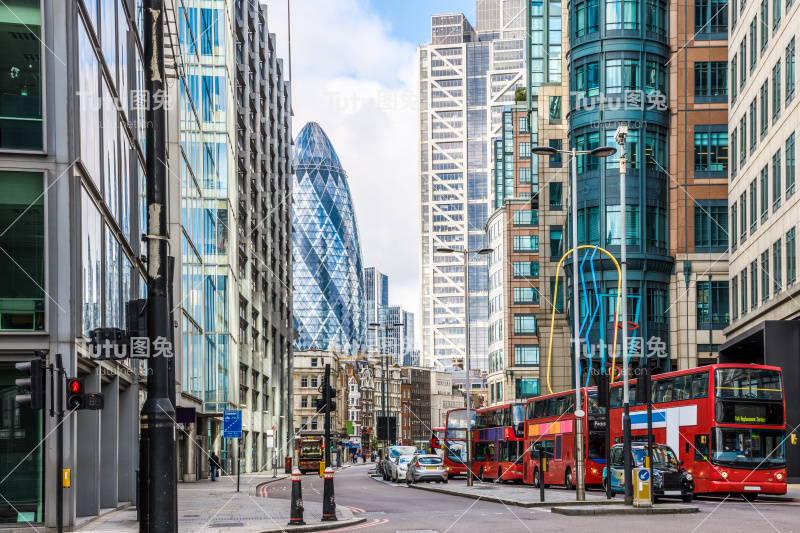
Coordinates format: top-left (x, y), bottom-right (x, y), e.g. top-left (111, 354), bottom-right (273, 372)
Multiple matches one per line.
top-left (259, 463), bottom-right (800, 533)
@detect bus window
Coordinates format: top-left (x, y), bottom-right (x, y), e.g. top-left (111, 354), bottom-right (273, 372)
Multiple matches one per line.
top-left (547, 399), bottom-right (557, 417)
top-left (694, 434), bottom-right (709, 461)
top-left (656, 379), bottom-right (674, 403)
top-left (545, 440), bottom-right (555, 459)
top-left (564, 395), bottom-right (575, 413)
top-left (554, 435), bottom-right (563, 460)
top-left (673, 375), bottom-right (691, 400)
top-left (475, 442), bottom-right (488, 461)
top-left (610, 387), bottom-right (623, 409)
top-left (476, 413), bottom-right (488, 429)
top-left (692, 373), bottom-right (709, 398)
top-left (587, 432), bottom-right (605, 461)
top-left (555, 397), bottom-right (565, 415)
top-left (534, 401), bottom-right (544, 418)
top-left (629, 383), bottom-right (638, 406)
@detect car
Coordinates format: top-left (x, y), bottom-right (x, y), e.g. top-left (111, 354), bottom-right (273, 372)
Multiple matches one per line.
top-left (405, 454), bottom-right (448, 484)
top-left (389, 455), bottom-right (413, 482)
top-left (381, 446), bottom-right (416, 480)
top-left (603, 443), bottom-right (695, 503)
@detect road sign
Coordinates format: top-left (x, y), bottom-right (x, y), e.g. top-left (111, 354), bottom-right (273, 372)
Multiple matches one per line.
top-left (223, 410), bottom-right (242, 438)
top-left (266, 429), bottom-right (275, 448)
top-left (638, 469), bottom-right (650, 482)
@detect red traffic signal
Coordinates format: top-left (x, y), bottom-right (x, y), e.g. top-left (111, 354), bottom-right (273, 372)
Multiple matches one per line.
top-left (66, 378), bottom-right (85, 410)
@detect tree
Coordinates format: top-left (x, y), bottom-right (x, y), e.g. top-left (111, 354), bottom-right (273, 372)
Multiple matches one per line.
top-left (514, 87), bottom-right (527, 103)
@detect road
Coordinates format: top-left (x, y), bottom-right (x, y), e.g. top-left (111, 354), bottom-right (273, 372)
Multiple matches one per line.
top-left (261, 464), bottom-right (799, 533)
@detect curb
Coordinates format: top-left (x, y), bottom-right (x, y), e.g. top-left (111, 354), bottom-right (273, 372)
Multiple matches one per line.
top-left (550, 504), bottom-right (700, 515)
top-left (408, 484), bottom-right (625, 508)
top-left (255, 517), bottom-right (367, 532)
top-left (252, 475), bottom-right (292, 496)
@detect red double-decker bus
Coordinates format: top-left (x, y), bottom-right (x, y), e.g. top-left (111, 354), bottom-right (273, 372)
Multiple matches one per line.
top-left (607, 363), bottom-right (787, 497)
top-left (523, 388), bottom-right (607, 488)
top-left (443, 408), bottom-right (475, 479)
top-left (473, 402), bottom-right (526, 482)
top-left (430, 427), bottom-right (445, 451)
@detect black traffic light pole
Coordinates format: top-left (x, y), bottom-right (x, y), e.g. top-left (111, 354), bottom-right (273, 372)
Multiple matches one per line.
top-left (139, 0), bottom-right (176, 531)
top-left (324, 364), bottom-right (332, 467)
top-left (55, 353), bottom-right (64, 533)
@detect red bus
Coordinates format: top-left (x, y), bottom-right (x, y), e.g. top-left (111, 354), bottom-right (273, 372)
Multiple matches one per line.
top-left (430, 427), bottom-right (445, 451)
top-left (523, 388), bottom-right (607, 489)
top-left (297, 436), bottom-right (324, 474)
top-left (473, 402), bottom-right (526, 482)
top-left (607, 363), bottom-right (787, 497)
top-left (443, 408), bottom-right (475, 479)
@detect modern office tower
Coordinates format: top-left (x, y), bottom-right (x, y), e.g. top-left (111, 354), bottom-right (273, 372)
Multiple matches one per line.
top-left (232, 0), bottom-right (293, 474)
top-left (669, 0), bottom-right (730, 368)
top-left (726, 0), bottom-right (798, 336)
top-left (376, 305), bottom-right (416, 364)
top-left (567, 0), bottom-right (673, 381)
top-left (419, 3), bottom-right (527, 372)
top-left (293, 122), bottom-right (366, 355)
top-left (364, 266), bottom-right (389, 352)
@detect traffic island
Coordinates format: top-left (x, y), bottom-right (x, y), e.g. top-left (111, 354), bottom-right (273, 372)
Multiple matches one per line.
top-left (408, 482), bottom-right (625, 508)
top-left (550, 504), bottom-right (700, 515)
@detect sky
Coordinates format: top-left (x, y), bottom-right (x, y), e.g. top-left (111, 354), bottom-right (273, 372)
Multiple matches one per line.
top-left (262, 0), bottom-right (476, 345)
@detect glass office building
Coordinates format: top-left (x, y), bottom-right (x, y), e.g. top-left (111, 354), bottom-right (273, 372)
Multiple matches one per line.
top-left (293, 122), bottom-right (366, 355)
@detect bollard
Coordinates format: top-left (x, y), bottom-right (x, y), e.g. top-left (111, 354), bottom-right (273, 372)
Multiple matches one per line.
top-left (287, 469), bottom-right (306, 526)
top-left (322, 467), bottom-right (337, 521)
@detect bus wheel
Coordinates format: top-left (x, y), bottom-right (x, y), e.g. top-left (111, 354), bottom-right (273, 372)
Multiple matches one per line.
top-left (565, 468), bottom-right (573, 491)
top-left (533, 468), bottom-right (540, 488)
top-left (742, 493), bottom-right (758, 502)
top-left (498, 468), bottom-right (507, 484)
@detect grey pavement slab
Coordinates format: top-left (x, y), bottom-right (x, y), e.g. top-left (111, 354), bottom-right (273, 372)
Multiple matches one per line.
top-left (77, 473), bottom-right (364, 532)
top-left (551, 504), bottom-right (700, 515)
top-left (408, 481), bottom-right (625, 508)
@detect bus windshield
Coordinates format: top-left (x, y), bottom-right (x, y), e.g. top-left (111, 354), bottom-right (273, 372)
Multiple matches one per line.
top-left (444, 440), bottom-right (467, 463)
top-left (711, 428), bottom-right (786, 468)
top-left (586, 390), bottom-right (606, 414)
top-left (716, 368), bottom-right (782, 400)
top-left (446, 409), bottom-right (475, 438)
top-left (512, 404), bottom-right (525, 426)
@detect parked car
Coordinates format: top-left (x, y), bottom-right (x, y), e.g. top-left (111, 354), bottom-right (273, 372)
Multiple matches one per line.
top-left (603, 443), bottom-right (695, 502)
top-left (406, 454), bottom-right (448, 484)
top-left (381, 446), bottom-right (417, 480)
top-left (389, 455), bottom-right (414, 482)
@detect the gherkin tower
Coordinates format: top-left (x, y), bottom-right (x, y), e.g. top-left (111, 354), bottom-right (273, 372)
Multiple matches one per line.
top-left (293, 122), bottom-right (366, 355)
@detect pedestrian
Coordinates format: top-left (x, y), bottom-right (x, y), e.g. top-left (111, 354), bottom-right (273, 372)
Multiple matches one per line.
top-left (209, 452), bottom-right (221, 481)
top-left (362, 452), bottom-right (366, 463)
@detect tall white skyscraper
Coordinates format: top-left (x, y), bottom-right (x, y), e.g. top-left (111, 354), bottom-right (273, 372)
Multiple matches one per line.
top-left (418, 4), bottom-right (526, 372)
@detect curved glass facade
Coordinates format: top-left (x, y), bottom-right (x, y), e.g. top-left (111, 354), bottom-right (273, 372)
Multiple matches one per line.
top-left (567, 0), bottom-right (673, 374)
top-left (293, 122), bottom-right (366, 354)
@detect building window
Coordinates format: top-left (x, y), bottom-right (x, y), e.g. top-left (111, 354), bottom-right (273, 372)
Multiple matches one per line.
top-left (739, 191), bottom-right (747, 243)
top-left (787, 133), bottom-right (796, 197)
top-left (773, 0), bottom-right (782, 27)
top-left (772, 61), bottom-right (782, 120)
top-left (645, 61), bottom-right (667, 95)
top-left (749, 179), bottom-right (757, 233)
top-left (741, 268), bottom-right (749, 315)
top-left (760, 166), bottom-right (769, 222)
top-left (549, 182), bottom-right (563, 208)
top-left (301, 396), bottom-right (308, 408)
top-left (311, 357), bottom-right (318, 367)
top-left (301, 376), bottom-right (308, 388)
top-left (549, 96), bottom-right (562, 120)
top-left (787, 228), bottom-right (797, 286)
top-left (740, 38), bottom-right (748, 89)
top-left (550, 278), bottom-right (565, 312)
top-left (773, 239), bottom-right (783, 295)
top-left (730, 203), bottom-right (737, 252)
top-left (787, 38), bottom-right (796, 104)
top-left (694, 127), bottom-right (728, 174)
top-left (514, 345), bottom-right (540, 366)
top-left (311, 377), bottom-right (318, 388)
top-left (311, 417), bottom-right (318, 430)
top-left (646, 287), bottom-right (668, 323)
top-left (513, 209), bottom-right (538, 226)
top-left (514, 314), bottom-right (538, 335)
top-left (761, 250), bottom-right (770, 303)
top-left (516, 378), bottom-right (540, 399)
top-left (731, 56), bottom-right (738, 103)
top-left (731, 276), bottom-right (739, 321)
top-left (731, 128), bottom-right (738, 176)
top-left (549, 139), bottom-right (563, 167)
top-left (760, 0), bottom-right (769, 51)
top-left (550, 227), bottom-right (563, 259)
top-left (739, 115), bottom-right (747, 166)
top-left (513, 235), bottom-right (539, 252)
top-left (694, 62), bottom-right (728, 100)
top-left (513, 287), bottom-right (540, 304)
top-left (513, 261), bottom-right (539, 278)
top-left (574, 0), bottom-right (600, 37)
top-left (751, 260), bottom-right (759, 310)
top-left (574, 61), bottom-right (600, 98)
top-left (697, 281), bottom-right (730, 328)
top-left (578, 206), bottom-right (601, 245)
top-left (645, 0), bottom-right (668, 35)
top-left (694, 203), bottom-right (728, 252)
top-left (519, 116), bottom-right (529, 132)
top-left (773, 150), bottom-right (782, 211)
top-left (520, 142), bottom-right (531, 159)
top-left (0, 1), bottom-right (43, 150)
top-left (519, 167), bottom-right (532, 184)
top-left (606, 58), bottom-right (639, 93)
top-left (750, 18), bottom-right (757, 70)
top-left (760, 82), bottom-right (769, 137)
top-left (606, 205), bottom-right (640, 245)
top-left (607, 0), bottom-right (641, 29)
top-left (696, 0), bottom-right (728, 35)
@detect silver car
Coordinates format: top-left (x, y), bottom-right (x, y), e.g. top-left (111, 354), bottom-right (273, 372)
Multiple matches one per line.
top-left (390, 455), bottom-right (413, 482)
top-left (405, 454), bottom-right (447, 484)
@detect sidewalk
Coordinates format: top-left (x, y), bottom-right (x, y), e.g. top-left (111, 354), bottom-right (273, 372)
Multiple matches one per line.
top-left (758, 484), bottom-right (800, 502)
top-left (408, 481), bottom-right (624, 508)
top-left (77, 472), bottom-right (365, 533)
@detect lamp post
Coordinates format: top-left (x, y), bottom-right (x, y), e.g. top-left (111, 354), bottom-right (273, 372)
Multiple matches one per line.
top-left (369, 322), bottom-right (403, 463)
top-left (435, 246), bottom-right (493, 487)
top-left (531, 143), bottom-right (616, 501)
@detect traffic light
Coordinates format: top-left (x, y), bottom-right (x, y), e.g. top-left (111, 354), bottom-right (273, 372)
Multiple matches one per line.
top-left (596, 371), bottom-right (609, 408)
top-left (636, 366), bottom-right (651, 404)
top-left (66, 378), bottom-right (85, 410)
top-left (15, 359), bottom-right (45, 410)
top-left (327, 385), bottom-right (337, 411)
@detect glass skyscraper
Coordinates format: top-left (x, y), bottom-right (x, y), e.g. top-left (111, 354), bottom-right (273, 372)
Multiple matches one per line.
top-left (293, 122), bottom-right (366, 355)
top-left (364, 266), bottom-right (389, 352)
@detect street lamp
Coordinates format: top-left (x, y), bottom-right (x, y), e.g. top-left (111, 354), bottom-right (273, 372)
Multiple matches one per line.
top-left (369, 321), bottom-right (403, 466)
top-left (435, 246), bottom-right (493, 487)
top-left (531, 143), bottom-right (616, 501)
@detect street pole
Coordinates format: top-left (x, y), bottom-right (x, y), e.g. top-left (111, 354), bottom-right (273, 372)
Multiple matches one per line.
top-left (324, 364), bottom-right (332, 467)
top-left (463, 250), bottom-right (473, 487)
top-left (617, 127), bottom-right (633, 506)
top-left (572, 149), bottom-right (585, 501)
top-left (55, 353), bottom-right (63, 533)
top-left (140, 0), bottom-right (176, 529)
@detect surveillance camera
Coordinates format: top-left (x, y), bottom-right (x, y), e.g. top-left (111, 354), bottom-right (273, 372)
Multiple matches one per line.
top-left (614, 124), bottom-right (629, 145)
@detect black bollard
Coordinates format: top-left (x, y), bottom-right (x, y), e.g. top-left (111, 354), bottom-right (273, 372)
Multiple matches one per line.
top-left (322, 467), bottom-right (337, 522)
top-left (288, 469), bottom-right (305, 526)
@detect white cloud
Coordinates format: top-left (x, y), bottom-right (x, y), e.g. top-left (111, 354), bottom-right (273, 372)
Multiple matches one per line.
top-left (262, 0), bottom-right (421, 340)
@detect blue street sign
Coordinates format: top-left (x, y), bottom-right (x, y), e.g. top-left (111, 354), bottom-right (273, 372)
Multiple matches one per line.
top-left (223, 410), bottom-right (242, 438)
top-left (638, 469), bottom-right (650, 482)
